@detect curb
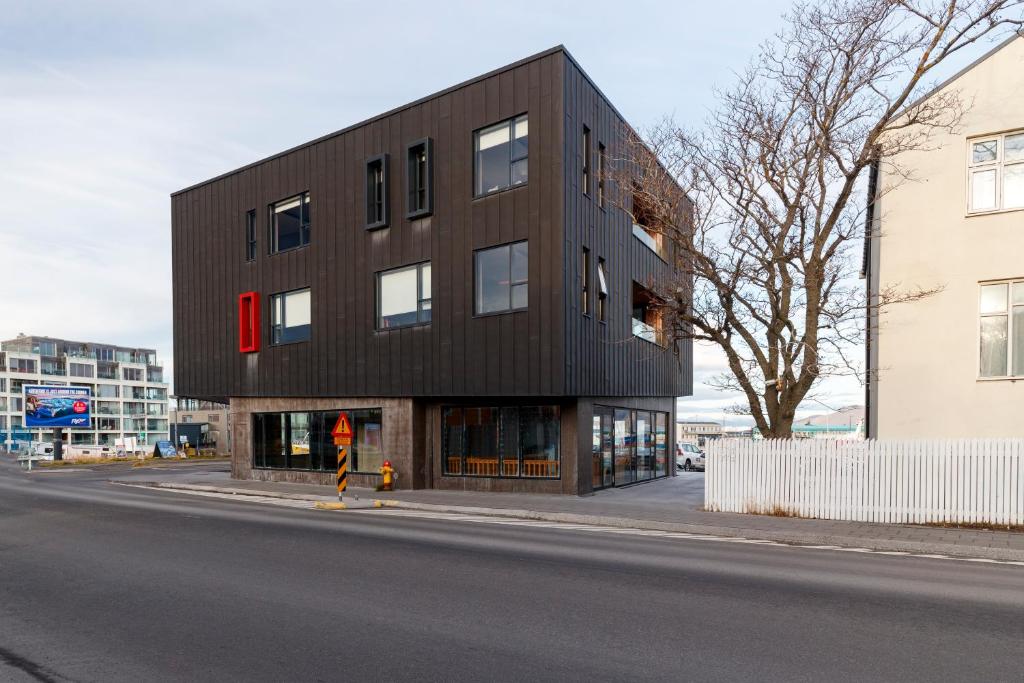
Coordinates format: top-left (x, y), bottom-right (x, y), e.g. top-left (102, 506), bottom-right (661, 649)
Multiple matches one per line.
top-left (121, 481), bottom-right (1024, 563)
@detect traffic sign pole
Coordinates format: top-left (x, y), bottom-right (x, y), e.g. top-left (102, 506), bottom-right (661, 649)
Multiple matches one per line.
top-left (336, 447), bottom-right (348, 501)
top-left (331, 412), bottom-right (355, 502)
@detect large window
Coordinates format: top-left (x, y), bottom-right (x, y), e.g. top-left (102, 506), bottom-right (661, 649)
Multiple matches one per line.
top-left (69, 363), bottom-right (93, 378)
top-left (632, 282), bottom-right (665, 346)
top-left (474, 114), bottom-right (528, 196)
top-left (271, 288), bottom-right (311, 345)
top-left (270, 193), bottom-right (311, 253)
top-left (979, 280), bottom-right (1024, 378)
top-left (474, 241), bottom-right (528, 315)
top-left (377, 262), bottom-right (431, 329)
top-left (595, 406), bottom-right (669, 487)
top-left (366, 154), bottom-right (389, 229)
top-left (442, 405), bottom-right (560, 479)
top-left (968, 131), bottom-right (1024, 214)
top-left (406, 138), bottom-right (433, 218)
top-left (252, 409), bottom-right (383, 473)
top-left (122, 367), bottom-right (143, 382)
top-left (9, 358), bottom-right (35, 374)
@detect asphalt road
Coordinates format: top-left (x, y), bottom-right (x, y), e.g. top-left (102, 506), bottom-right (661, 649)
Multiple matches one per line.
top-left (1, 457), bottom-right (1022, 682)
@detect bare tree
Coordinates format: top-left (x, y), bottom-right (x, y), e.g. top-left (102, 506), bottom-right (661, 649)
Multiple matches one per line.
top-left (619, 0), bottom-right (1023, 438)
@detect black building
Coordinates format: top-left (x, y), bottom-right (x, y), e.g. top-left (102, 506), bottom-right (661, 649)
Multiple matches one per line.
top-left (171, 46), bottom-right (692, 494)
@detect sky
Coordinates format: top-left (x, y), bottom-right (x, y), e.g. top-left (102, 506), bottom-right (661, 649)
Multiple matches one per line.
top-left (0, 0), bottom-right (1002, 425)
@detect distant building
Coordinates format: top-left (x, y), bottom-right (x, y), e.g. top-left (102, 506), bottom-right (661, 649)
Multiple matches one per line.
top-left (865, 33), bottom-right (1024, 438)
top-left (677, 420), bottom-right (723, 445)
top-left (0, 334), bottom-right (169, 451)
top-left (170, 399), bottom-right (231, 456)
top-left (792, 406), bottom-right (864, 440)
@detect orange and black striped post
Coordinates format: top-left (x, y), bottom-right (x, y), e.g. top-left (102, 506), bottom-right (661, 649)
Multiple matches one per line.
top-left (336, 446), bottom-right (348, 500)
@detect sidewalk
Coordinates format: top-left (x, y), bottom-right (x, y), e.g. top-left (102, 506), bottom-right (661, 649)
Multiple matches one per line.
top-left (111, 468), bottom-right (1024, 562)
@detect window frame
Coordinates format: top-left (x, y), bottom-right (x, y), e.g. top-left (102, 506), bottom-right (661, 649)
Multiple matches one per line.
top-left (376, 261), bottom-right (432, 330)
top-left (978, 278), bottom-right (1024, 380)
top-left (582, 125), bottom-right (591, 196)
top-left (967, 130), bottom-right (1024, 216)
top-left (597, 142), bottom-right (607, 209)
top-left (245, 209), bottom-right (257, 261)
top-left (581, 246), bottom-right (591, 317)
top-left (406, 138), bottom-right (434, 219)
top-left (441, 405), bottom-right (561, 480)
top-left (473, 240), bottom-right (529, 317)
top-left (268, 192), bottom-right (311, 255)
top-left (269, 287), bottom-right (312, 346)
top-left (365, 154), bottom-right (390, 230)
top-left (473, 114), bottom-right (528, 198)
top-left (597, 258), bottom-right (608, 323)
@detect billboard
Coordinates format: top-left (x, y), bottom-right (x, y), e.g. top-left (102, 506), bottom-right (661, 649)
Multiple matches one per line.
top-left (24, 385), bottom-right (91, 428)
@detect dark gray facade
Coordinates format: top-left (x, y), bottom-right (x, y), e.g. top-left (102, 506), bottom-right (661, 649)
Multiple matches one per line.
top-left (172, 46), bottom-right (691, 494)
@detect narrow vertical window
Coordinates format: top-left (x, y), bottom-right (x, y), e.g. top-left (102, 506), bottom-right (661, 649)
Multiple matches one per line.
top-left (406, 138), bottom-right (433, 218)
top-left (582, 126), bottom-right (591, 196)
top-left (598, 143), bottom-right (606, 208)
top-left (581, 246), bottom-right (590, 316)
top-left (366, 154), bottom-right (389, 229)
top-left (238, 292), bottom-right (260, 353)
top-left (597, 258), bottom-right (608, 323)
top-left (245, 210), bottom-right (256, 261)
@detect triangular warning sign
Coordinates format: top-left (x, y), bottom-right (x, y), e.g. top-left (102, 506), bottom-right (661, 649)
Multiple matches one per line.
top-left (332, 412), bottom-right (353, 439)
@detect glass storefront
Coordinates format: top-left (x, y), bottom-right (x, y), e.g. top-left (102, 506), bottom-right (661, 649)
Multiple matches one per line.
top-left (442, 405), bottom-right (560, 479)
top-left (252, 408), bottom-right (383, 473)
top-left (593, 406), bottom-right (669, 489)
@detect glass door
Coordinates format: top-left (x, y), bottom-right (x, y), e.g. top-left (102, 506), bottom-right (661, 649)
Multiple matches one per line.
top-left (592, 408), bottom-right (615, 490)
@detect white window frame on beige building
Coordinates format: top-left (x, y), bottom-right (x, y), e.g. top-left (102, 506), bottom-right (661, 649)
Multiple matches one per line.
top-left (978, 279), bottom-right (1024, 380)
top-left (966, 129), bottom-right (1024, 215)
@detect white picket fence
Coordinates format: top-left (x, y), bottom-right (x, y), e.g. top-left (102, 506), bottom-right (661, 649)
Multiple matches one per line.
top-left (704, 439), bottom-right (1024, 526)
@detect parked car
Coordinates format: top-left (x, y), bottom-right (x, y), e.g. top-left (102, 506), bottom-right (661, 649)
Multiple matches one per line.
top-left (676, 443), bottom-right (705, 471)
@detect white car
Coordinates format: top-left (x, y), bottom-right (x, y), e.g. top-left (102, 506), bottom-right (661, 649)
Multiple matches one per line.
top-left (676, 443), bottom-right (705, 471)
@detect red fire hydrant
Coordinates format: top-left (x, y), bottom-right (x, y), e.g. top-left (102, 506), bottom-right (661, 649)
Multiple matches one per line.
top-left (379, 460), bottom-right (396, 491)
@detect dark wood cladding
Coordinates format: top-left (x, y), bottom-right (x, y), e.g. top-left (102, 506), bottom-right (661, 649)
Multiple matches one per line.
top-left (560, 58), bottom-right (690, 398)
top-left (172, 47), bottom-right (690, 402)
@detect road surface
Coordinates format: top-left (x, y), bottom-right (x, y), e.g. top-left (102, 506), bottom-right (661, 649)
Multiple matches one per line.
top-left (0, 457), bottom-right (1021, 682)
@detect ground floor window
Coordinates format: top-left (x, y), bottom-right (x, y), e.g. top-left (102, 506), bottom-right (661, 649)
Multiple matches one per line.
top-left (592, 406), bottom-right (669, 489)
top-left (252, 408), bottom-right (383, 473)
top-left (443, 405), bottom-right (559, 478)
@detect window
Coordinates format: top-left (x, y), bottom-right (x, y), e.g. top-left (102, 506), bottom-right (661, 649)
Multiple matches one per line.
top-left (366, 154), bottom-right (389, 229)
top-left (632, 281), bottom-right (665, 346)
top-left (69, 363), bottom-right (93, 378)
top-left (246, 210), bottom-right (256, 261)
top-left (474, 114), bottom-right (528, 196)
top-left (581, 247), bottom-right (591, 315)
top-left (253, 409), bottom-right (383, 473)
top-left (270, 193), bottom-right (311, 253)
top-left (632, 185), bottom-right (667, 258)
top-left (9, 358), bottom-right (35, 374)
top-left (271, 288), bottom-right (311, 345)
top-left (406, 138), bottom-right (433, 218)
top-left (238, 291), bottom-right (260, 353)
top-left (96, 384), bottom-right (118, 398)
top-left (122, 367), bottom-right (143, 382)
top-left (582, 126), bottom-right (591, 195)
top-left (979, 280), bottom-right (1024, 378)
top-left (597, 258), bottom-right (608, 322)
top-left (598, 143), bottom-right (606, 208)
top-left (475, 241), bottom-right (528, 315)
top-left (442, 405), bottom-right (560, 478)
top-left (377, 262), bottom-right (431, 329)
top-left (968, 131), bottom-right (1024, 213)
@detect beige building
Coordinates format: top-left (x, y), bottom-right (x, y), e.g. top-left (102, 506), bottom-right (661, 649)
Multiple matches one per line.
top-left (866, 33), bottom-right (1024, 438)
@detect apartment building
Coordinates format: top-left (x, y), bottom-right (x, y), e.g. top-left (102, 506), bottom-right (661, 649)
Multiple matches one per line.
top-left (0, 335), bottom-right (170, 451)
top-left (865, 33), bottom-right (1024, 437)
top-left (172, 46), bottom-right (692, 495)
